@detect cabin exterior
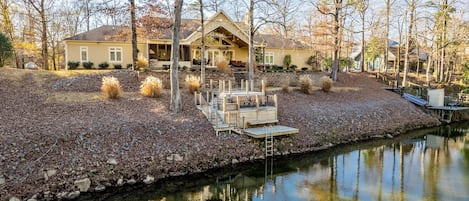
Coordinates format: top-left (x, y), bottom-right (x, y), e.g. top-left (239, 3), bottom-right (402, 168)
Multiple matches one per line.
top-left (63, 11), bottom-right (314, 71)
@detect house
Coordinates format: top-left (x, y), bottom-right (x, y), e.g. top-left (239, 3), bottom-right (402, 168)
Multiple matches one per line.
top-left (63, 11), bottom-right (314, 71)
top-left (352, 39), bottom-right (427, 71)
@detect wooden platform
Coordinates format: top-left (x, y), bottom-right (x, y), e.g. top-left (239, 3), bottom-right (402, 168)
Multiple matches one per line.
top-left (243, 125), bottom-right (299, 138)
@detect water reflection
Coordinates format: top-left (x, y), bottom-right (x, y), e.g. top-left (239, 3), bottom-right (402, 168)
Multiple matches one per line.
top-left (83, 123), bottom-right (469, 201)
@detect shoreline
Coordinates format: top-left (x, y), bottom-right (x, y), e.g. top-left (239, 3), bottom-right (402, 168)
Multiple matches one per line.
top-left (0, 69), bottom-right (443, 200)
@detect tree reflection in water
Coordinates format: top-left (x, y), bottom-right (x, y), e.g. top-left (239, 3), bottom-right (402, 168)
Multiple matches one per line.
top-left (78, 123), bottom-right (469, 201)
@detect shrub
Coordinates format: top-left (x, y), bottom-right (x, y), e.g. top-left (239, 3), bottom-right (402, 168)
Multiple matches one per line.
top-left (185, 75), bottom-right (201, 94)
top-left (290, 65), bottom-right (297, 71)
top-left (67, 61), bottom-right (80, 70)
top-left (320, 76), bottom-right (333, 92)
top-left (216, 60), bottom-right (229, 73)
top-left (113, 63), bottom-right (122, 69)
top-left (283, 54), bottom-right (292, 69)
top-left (98, 62), bottom-right (110, 69)
top-left (126, 64), bottom-right (133, 69)
top-left (299, 75), bottom-right (313, 94)
top-left (82, 61), bottom-right (94, 69)
top-left (101, 76), bottom-right (122, 99)
top-left (136, 59), bottom-right (148, 70)
top-left (140, 76), bottom-right (163, 98)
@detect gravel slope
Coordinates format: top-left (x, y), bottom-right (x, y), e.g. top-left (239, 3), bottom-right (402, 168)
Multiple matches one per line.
top-left (0, 69), bottom-right (440, 200)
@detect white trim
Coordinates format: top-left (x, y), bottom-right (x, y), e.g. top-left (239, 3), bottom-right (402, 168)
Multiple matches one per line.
top-left (80, 46), bottom-right (88, 62)
top-left (109, 47), bottom-right (123, 63)
top-left (64, 42), bottom-right (68, 70)
top-left (265, 52), bottom-right (274, 65)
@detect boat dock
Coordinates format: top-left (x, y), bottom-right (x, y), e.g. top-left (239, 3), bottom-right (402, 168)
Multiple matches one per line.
top-left (195, 79), bottom-right (299, 140)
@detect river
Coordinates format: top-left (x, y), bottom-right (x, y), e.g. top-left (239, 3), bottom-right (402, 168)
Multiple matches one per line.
top-left (79, 122), bottom-right (469, 201)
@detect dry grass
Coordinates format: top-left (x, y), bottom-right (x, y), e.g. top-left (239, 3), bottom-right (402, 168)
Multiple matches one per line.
top-left (101, 76), bottom-right (122, 99)
top-left (136, 59), bottom-right (148, 70)
top-left (140, 76), bottom-right (163, 98)
top-left (216, 61), bottom-right (229, 73)
top-left (45, 92), bottom-right (102, 103)
top-left (299, 75), bottom-right (313, 94)
top-left (320, 76), bottom-right (333, 92)
top-left (185, 75), bottom-right (201, 94)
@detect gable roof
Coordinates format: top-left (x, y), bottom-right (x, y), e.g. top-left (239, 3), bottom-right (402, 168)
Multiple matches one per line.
top-left (64, 25), bottom-right (128, 41)
top-left (64, 11), bottom-right (308, 49)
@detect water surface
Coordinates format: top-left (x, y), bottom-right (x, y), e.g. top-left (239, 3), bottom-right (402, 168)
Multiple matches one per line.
top-left (82, 123), bottom-right (469, 201)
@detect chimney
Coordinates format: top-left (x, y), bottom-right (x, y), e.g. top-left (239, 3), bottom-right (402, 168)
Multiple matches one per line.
top-left (244, 12), bottom-right (250, 25)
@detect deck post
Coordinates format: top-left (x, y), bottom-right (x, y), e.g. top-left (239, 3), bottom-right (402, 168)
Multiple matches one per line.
top-left (241, 79), bottom-right (244, 90)
top-left (274, 94), bottom-right (278, 119)
top-left (228, 80), bottom-right (232, 94)
top-left (194, 92), bottom-right (198, 105)
top-left (222, 80), bottom-right (226, 94)
top-left (261, 80), bottom-right (265, 95)
top-left (223, 96), bottom-right (227, 126)
top-left (250, 80), bottom-right (254, 92)
top-left (245, 80), bottom-right (249, 95)
top-left (199, 92), bottom-right (202, 106)
top-left (206, 91), bottom-right (210, 103)
top-left (256, 95), bottom-right (259, 120)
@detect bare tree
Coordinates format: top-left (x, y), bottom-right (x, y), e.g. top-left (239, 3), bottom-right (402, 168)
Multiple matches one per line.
top-left (27, 0), bottom-right (53, 70)
top-left (351, 0), bottom-right (369, 72)
top-left (265, 0), bottom-right (299, 39)
top-left (314, 0), bottom-right (344, 81)
top-left (383, 0), bottom-right (391, 74)
top-left (170, 0), bottom-right (183, 113)
top-left (199, 0), bottom-right (206, 87)
top-left (402, 0), bottom-right (416, 86)
top-left (248, 0), bottom-right (255, 82)
top-left (130, 0), bottom-right (137, 70)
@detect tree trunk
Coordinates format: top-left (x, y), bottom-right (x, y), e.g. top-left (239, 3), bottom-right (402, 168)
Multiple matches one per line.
top-left (170, 0), bottom-right (183, 113)
top-left (248, 0), bottom-right (255, 83)
top-left (402, 0), bottom-right (415, 87)
top-left (330, 0), bottom-right (342, 81)
top-left (438, 0), bottom-right (448, 83)
top-left (383, 0), bottom-right (390, 74)
top-left (360, 11), bottom-right (365, 72)
top-left (426, 51), bottom-right (432, 87)
top-left (199, 0), bottom-right (205, 87)
top-left (130, 0), bottom-right (138, 70)
top-left (40, 2), bottom-right (48, 70)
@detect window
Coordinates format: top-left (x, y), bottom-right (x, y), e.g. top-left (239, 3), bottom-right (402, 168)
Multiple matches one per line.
top-left (109, 47), bottom-right (122, 62)
top-left (80, 46), bottom-right (88, 62)
top-left (157, 44), bottom-right (171, 61)
top-left (265, 52), bottom-right (274, 65)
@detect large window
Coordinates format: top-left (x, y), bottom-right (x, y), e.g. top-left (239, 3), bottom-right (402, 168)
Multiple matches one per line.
top-left (265, 52), bottom-right (274, 65)
top-left (109, 47), bottom-right (122, 62)
top-left (80, 46), bottom-right (88, 62)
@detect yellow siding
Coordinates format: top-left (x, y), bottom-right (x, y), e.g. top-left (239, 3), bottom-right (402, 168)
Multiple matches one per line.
top-left (65, 41), bottom-right (147, 68)
top-left (266, 48), bottom-right (314, 69)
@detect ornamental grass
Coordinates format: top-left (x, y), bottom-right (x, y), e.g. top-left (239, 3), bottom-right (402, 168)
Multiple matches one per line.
top-left (101, 76), bottom-right (122, 99)
top-left (140, 76), bottom-right (163, 98)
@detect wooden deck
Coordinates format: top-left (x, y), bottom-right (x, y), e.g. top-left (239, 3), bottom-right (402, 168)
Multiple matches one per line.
top-left (427, 106), bottom-right (469, 123)
top-left (243, 125), bottom-right (299, 138)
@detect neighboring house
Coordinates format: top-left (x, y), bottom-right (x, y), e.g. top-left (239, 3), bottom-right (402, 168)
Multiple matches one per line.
top-left (352, 40), bottom-right (427, 71)
top-left (63, 11), bottom-right (314, 71)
